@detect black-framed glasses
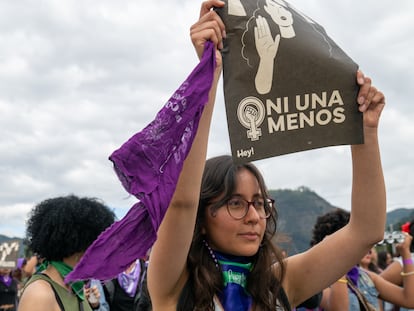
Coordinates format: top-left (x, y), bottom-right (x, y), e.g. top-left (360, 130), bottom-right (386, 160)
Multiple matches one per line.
top-left (226, 197), bottom-right (274, 220)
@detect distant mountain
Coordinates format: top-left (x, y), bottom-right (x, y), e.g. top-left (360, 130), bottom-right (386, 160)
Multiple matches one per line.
top-left (385, 208), bottom-right (414, 231)
top-left (0, 234), bottom-right (22, 243)
top-left (270, 186), bottom-right (337, 255)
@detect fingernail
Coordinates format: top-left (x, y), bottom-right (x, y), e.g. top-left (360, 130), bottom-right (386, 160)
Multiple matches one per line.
top-left (358, 77), bottom-right (364, 85)
top-left (358, 96), bottom-right (365, 105)
top-left (222, 30), bottom-right (227, 39)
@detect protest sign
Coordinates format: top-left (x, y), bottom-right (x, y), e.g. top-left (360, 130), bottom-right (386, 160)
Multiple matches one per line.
top-left (0, 240), bottom-right (20, 269)
top-left (216, 0), bottom-right (363, 163)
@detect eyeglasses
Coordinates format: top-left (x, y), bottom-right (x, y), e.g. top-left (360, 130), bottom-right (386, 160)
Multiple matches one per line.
top-left (226, 197), bottom-right (274, 220)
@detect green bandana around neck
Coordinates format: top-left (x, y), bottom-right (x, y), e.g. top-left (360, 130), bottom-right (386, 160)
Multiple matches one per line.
top-left (215, 251), bottom-right (253, 311)
top-left (38, 260), bottom-right (86, 300)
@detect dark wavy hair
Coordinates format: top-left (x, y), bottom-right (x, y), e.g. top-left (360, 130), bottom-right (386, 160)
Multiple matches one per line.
top-left (24, 194), bottom-right (115, 261)
top-left (177, 155), bottom-right (288, 311)
top-left (310, 208), bottom-right (350, 246)
top-left (377, 250), bottom-right (391, 270)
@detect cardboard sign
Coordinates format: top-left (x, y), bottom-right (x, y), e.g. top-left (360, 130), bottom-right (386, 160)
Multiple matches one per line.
top-left (216, 0), bottom-right (363, 163)
top-left (0, 240), bottom-right (20, 269)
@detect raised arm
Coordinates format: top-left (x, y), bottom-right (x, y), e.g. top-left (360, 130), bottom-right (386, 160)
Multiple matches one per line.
top-left (282, 72), bottom-right (386, 307)
top-left (147, 1), bottom-right (225, 309)
top-left (348, 71), bottom-right (386, 244)
top-left (373, 233), bottom-right (414, 308)
top-left (381, 233), bottom-right (413, 286)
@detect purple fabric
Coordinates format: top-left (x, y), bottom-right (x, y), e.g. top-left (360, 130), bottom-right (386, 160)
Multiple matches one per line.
top-left (0, 275), bottom-right (12, 287)
top-left (118, 259), bottom-right (141, 297)
top-left (346, 265), bottom-right (359, 294)
top-left (17, 257), bottom-right (25, 269)
top-left (66, 41), bottom-right (216, 282)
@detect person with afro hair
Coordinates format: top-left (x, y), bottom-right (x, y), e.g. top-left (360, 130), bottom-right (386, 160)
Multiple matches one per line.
top-left (18, 195), bottom-right (115, 311)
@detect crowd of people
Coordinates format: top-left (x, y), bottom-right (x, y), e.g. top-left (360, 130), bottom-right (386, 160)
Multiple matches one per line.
top-left (1, 0), bottom-right (413, 310)
top-left (3, 214), bottom-right (413, 311)
top-left (0, 195), bottom-right (151, 311)
top-left (299, 209), bottom-right (414, 311)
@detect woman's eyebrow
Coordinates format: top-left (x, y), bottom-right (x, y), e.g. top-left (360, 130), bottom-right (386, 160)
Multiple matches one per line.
top-left (230, 193), bottom-right (263, 198)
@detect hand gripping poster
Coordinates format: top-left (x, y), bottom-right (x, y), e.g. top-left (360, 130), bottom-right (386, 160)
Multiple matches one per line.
top-left (216, 0), bottom-right (363, 163)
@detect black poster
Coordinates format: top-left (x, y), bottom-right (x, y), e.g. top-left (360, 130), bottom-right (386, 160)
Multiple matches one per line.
top-left (216, 0), bottom-right (363, 163)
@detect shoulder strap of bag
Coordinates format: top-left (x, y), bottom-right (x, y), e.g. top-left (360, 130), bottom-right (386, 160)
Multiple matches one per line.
top-left (346, 276), bottom-right (376, 311)
top-left (30, 273), bottom-right (66, 311)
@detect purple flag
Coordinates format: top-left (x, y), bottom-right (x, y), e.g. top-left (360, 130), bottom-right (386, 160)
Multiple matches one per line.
top-left (67, 41), bottom-right (216, 282)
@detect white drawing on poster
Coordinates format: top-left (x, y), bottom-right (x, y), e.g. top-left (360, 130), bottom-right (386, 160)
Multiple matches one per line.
top-left (228, 0), bottom-right (247, 16)
top-left (254, 0), bottom-right (296, 94)
top-left (237, 97), bottom-right (266, 141)
top-left (264, 0), bottom-right (295, 38)
top-left (254, 15), bottom-right (281, 95)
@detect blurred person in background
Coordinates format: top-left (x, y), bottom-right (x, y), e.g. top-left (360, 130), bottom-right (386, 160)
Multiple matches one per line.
top-left (0, 268), bottom-right (18, 311)
top-left (311, 209), bottom-right (414, 311)
top-left (381, 220), bottom-right (414, 311)
top-left (377, 250), bottom-right (393, 271)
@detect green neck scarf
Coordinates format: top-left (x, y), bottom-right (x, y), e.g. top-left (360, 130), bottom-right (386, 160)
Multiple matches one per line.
top-left (39, 260), bottom-right (86, 300)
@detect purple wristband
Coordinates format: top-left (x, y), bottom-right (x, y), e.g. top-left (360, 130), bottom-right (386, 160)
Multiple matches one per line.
top-left (403, 258), bottom-right (413, 265)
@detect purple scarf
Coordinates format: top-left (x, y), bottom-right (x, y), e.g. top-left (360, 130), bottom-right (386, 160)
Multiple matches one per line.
top-left (118, 259), bottom-right (141, 297)
top-left (0, 275), bottom-right (12, 287)
top-left (67, 41), bottom-right (216, 282)
top-left (346, 265), bottom-right (359, 294)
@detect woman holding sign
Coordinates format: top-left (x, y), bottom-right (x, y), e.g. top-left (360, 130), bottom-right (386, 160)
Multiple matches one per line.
top-left (145, 1), bottom-right (387, 310)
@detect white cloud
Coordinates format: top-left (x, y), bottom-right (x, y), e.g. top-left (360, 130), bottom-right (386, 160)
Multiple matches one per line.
top-left (0, 203), bottom-right (32, 238)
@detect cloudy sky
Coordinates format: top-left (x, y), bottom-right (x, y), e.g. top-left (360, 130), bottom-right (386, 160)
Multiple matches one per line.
top-left (1, 0), bottom-right (413, 238)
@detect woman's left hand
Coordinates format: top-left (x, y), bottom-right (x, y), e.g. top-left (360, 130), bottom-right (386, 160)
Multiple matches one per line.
top-left (356, 70), bottom-right (386, 129)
